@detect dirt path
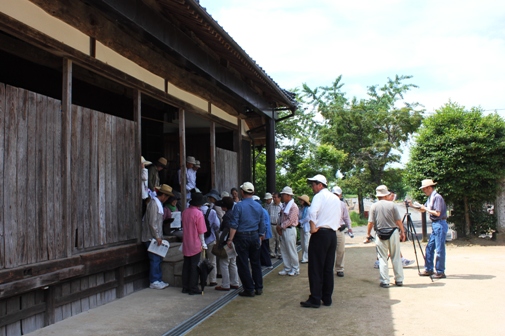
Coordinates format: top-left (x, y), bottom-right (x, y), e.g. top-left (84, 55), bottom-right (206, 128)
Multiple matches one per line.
top-left (189, 234), bottom-right (505, 336)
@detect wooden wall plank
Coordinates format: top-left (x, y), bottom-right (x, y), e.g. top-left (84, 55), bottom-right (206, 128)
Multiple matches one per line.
top-left (88, 275), bottom-right (97, 309)
top-left (89, 111), bottom-right (98, 249)
top-left (5, 296), bottom-right (21, 335)
top-left (70, 280), bottom-right (81, 316)
top-left (80, 276), bottom-right (90, 313)
top-left (109, 117), bottom-right (117, 243)
top-left (16, 89), bottom-right (28, 267)
top-left (0, 83), bottom-right (5, 270)
top-left (116, 118), bottom-right (125, 242)
top-left (62, 58), bottom-right (72, 259)
top-left (60, 282), bottom-right (71, 321)
top-left (105, 115), bottom-right (113, 243)
top-left (36, 94), bottom-right (48, 262)
top-left (81, 108), bottom-right (92, 249)
top-left (53, 98), bottom-right (64, 259)
top-left (71, 105), bottom-right (83, 250)
top-left (4, 86), bottom-right (19, 269)
top-left (26, 91), bottom-right (38, 265)
top-left (97, 112), bottom-right (106, 245)
top-left (45, 96), bottom-right (56, 261)
top-left (20, 292), bottom-right (37, 334)
top-left (128, 121), bottom-right (137, 240)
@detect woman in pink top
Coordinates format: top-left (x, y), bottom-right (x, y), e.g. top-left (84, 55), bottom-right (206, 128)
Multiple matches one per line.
top-left (181, 192), bottom-right (207, 295)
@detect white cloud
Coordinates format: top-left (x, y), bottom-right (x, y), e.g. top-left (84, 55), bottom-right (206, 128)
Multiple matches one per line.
top-left (201, 0), bottom-right (505, 111)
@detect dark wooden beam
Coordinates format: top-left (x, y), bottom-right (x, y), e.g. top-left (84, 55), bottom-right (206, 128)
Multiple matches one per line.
top-left (62, 58), bottom-right (72, 258)
top-left (28, 0), bottom-right (249, 117)
top-left (0, 266), bottom-right (85, 299)
top-left (179, 108), bottom-right (187, 209)
top-left (133, 89), bottom-right (142, 242)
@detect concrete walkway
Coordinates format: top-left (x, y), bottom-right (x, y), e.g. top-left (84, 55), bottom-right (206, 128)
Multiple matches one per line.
top-left (29, 228), bottom-right (505, 336)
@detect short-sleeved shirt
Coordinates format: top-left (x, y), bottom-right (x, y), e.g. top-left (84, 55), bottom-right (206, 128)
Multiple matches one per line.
top-left (308, 188), bottom-right (341, 230)
top-left (424, 190), bottom-right (447, 221)
top-left (368, 200), bottom-right (401, 230)
top-left (182, 205), bottom-right (207, 257)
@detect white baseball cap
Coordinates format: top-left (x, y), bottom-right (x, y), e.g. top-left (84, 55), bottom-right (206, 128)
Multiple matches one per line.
top-left (240, 182), bottom-right (255, 193)
top-left (331, 186), bottom-right (342, 195)
top-left (307, 174), bottom-right (327, 186)
top-left (280, 186), bottom-right (294, 196)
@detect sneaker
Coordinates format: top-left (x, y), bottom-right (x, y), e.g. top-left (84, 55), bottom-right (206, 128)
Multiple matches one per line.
top-left (419, 270), bottom-right (434, 276)
top-left (380, 283), bottom-right (389, 288)
top-left (374, 260), bottom-right (379, 269)
top-left (300, 259), bottom-right (308, 263)
top-left (150, 281), bottom-right (165, 290)
top-left (288, 270), bottom-right (299, 276)
top-left (336, 271), bottom-right (344, 277)
top-left (432, 272), bottom-right (446, 279)
top-left (278, 270), bottom-right (289, 275)
top-left (159, 281), bottom-right (169, 288)
top-left (402, 258), bottom-right (415, 267)
top-left (395, 281), bottom-right (403, 286)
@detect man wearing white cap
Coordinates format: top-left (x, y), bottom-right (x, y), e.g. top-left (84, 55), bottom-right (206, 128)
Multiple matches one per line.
top-left (411, 179), bottom-right (448, 279)
top-left (367, 185), bottom-right (406, 288)
top-left (227, 182), bottom-right (266, 297)
top-left (178, 156), bottom-right (197, 205)
top-left (278, 186), bottom-right (300, 276)
top-left (331, 186), bottom-right (352, 277)
top-left (300, 174), bottom-right (341, 308)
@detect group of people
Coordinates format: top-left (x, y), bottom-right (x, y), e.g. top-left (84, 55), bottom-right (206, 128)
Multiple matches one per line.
top-left (140, 155), bottom-right (449, 307)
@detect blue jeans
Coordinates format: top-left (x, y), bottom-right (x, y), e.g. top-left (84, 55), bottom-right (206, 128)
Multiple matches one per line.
top-left (144, 241), bottom-right (163, 283)
top-left (234, 233), bottom-right (262, 292)
top-left (425, 220), bottom-right (448, 273)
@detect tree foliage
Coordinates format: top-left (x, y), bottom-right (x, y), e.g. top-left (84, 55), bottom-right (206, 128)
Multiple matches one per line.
top-left (405, 101), bottom-right (505, 235)
top-left (302, 75), bottom-right (423, 213)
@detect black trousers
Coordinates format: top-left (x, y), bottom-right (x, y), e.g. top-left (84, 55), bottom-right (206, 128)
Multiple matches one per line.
top-left (234, 233), bottom-right (263, 292)
top-left (307, 228), bottom-right (337, 304)
top-left (182, 253), bottom-right (201, 293)
top-left (260, 239), bottom-right (272, 267)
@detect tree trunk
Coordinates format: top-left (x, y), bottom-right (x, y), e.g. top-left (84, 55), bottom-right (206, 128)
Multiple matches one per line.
top-left (464, 196), bottom-right (471, 236)
top-left (358, 190), bottom-right (365, 217)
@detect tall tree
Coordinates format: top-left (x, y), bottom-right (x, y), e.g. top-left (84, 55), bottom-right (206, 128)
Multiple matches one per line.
top-left (303, 75), bottom-right (423, 215)
top-left (405, 102), bottom-right (505, 236)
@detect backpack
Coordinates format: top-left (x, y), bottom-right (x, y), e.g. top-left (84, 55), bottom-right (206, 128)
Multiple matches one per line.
top-left (204, 207), bottom-right (212, 238)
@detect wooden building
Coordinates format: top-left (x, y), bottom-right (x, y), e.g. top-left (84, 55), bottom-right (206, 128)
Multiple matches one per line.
top-left (0, 0), bottom-right (296, 334)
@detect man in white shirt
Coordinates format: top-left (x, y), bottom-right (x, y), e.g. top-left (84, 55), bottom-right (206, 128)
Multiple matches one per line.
top-left (179, 156), bottom-right (197, 206)
top-left (300, 175), bottom-right (341, 308)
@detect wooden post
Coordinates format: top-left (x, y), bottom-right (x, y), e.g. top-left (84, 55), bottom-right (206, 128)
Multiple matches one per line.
top-left (210, 121), bottom-right (216, 188)
top-left (237, 119), bottom-right (243, 185)
top-left (265, 116), bottom-right (275, 193)
top-left (62, 58), bottom-right (72, 257)
top-left (44, 286), bottom-right (55, 326)
top-left (133, 90), bottom-right (142, 242)
top-left (179, 108), bottom-right (187, 209)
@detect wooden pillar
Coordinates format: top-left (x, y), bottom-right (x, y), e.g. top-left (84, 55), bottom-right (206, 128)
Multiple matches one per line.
top-left (237, 119), bottom-right (243, 185)
top-left (62, 58), bottom-right (72, 257)
top-left (210, 121), bottom-right (216, 188)
top-left (179, 108), bottom-right (187, 209)
top-left (44, 286), bottom-right (55, 326)
top-left (133, 90), bottom-right (142, 242)
top-left (265, 117), bottom-right (276, 193)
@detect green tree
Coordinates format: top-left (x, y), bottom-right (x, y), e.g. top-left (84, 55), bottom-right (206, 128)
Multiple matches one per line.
top-left (303, 75), bottom-right (424, 215)
top-left (405, 102), bottom-right (505, 236)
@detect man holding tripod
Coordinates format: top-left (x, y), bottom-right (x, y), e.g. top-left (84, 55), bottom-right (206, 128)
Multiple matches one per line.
top-left (367, 185), bottom-right (406, 288)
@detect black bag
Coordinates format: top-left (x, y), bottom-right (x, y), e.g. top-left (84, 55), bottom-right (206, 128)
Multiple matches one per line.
top-left (376, 227), bottom-right (398, 240)
top-left (204, 207), bottom-right (212, 238)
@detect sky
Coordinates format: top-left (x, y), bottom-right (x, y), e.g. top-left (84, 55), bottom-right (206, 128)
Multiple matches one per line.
top-left (199, 0), bottom-right (505, 116)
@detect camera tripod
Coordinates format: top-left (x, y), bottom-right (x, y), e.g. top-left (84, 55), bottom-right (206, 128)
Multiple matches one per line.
top-left (402, 201), bottom-right (433, 282)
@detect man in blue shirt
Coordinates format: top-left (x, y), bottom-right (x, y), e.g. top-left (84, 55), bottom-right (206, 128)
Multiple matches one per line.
top-left (227, 182), bottom-right (266, 297)
top-left (414, 179), bottom-right (448, 279)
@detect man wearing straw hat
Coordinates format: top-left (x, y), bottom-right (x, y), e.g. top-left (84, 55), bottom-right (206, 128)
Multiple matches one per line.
top-left (367, 185), bottom-right (406, 288)
top-left (278, 186), bottom-right (300, 276)
top-left (412, 179), bottom-right (448, 279)
top-left (147, 157), bottom-right (168, 191)
top-left (142, 184), bottom-right (174, 290)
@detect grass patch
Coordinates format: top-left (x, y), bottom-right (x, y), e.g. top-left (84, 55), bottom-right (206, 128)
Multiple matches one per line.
top-left (350, 211), bottom-right (368, 227)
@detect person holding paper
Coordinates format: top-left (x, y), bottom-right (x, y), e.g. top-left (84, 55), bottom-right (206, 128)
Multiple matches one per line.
top-left (141, 184), bottom-right (174, 290)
